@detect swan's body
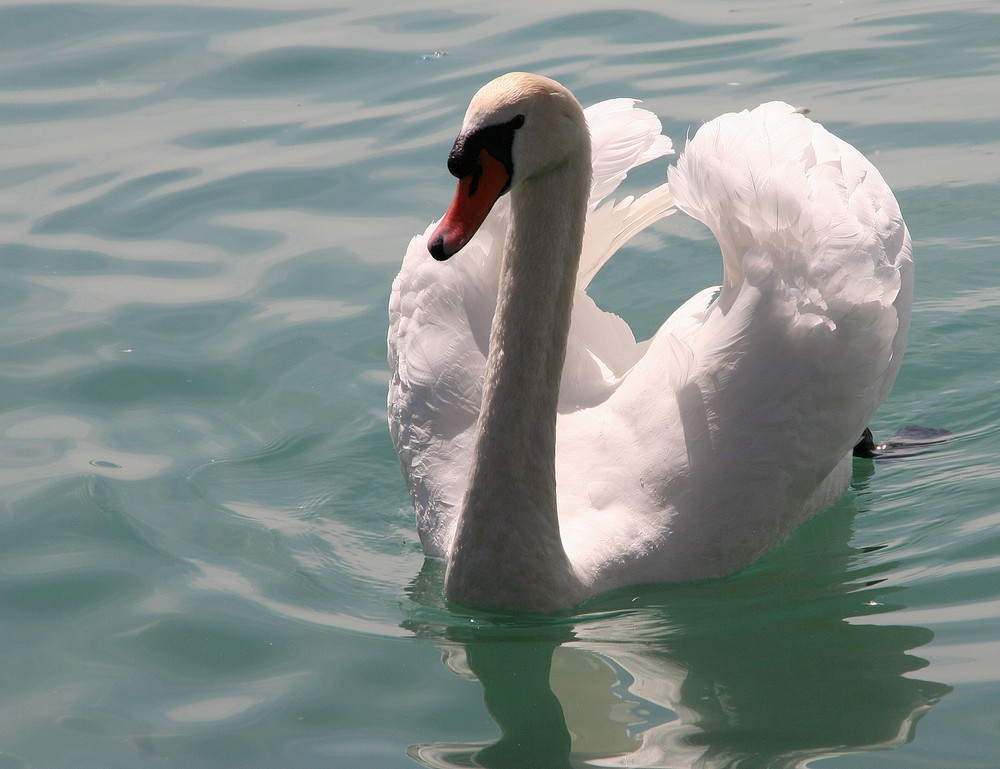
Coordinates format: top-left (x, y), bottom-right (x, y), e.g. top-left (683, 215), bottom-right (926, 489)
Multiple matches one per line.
top-left (388, 73), bottom-right (912, 612)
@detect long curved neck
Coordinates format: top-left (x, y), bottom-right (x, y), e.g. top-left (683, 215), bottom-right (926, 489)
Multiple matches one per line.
top-left (445, 152), bottom-right (591, 612)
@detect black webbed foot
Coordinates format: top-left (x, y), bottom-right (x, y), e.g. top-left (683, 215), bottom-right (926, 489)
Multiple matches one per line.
top-left (853, 427), bottom-right (878, 459)
top-left (853, 425), bottom-right (951, 461)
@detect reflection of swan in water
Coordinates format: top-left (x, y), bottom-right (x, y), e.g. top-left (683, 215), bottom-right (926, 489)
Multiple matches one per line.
top-left (404, 492), bottom-right (949, 769)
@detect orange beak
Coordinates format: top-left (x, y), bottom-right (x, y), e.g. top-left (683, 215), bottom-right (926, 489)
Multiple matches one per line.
top-left (428, 148), bottom-right (511, 261)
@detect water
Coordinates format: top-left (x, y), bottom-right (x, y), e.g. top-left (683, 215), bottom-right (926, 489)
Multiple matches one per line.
top-left (1, 1), bottom-right (998, 767)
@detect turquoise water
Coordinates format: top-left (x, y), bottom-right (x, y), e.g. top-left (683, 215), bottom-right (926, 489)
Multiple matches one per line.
top-left (1, 1), bottom-right (999, 767)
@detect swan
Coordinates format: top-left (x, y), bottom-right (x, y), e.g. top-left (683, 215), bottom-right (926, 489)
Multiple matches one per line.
top-left (388, 73), bottom-right (912, 612)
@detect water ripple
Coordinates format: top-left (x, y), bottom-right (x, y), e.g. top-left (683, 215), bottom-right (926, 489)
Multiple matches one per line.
top-left (0, 1), bottom-right (998, 766)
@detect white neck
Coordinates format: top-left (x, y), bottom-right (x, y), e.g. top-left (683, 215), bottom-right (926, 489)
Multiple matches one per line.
top-left (445, 153), bottom-right (591, 611)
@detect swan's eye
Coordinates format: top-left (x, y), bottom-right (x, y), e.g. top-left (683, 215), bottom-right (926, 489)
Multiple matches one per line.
top-left (512, 114), bottom-right (525, 129)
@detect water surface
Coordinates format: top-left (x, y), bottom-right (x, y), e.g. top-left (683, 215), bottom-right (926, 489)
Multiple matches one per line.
top-left (1, 1), bottom-right (999, 767)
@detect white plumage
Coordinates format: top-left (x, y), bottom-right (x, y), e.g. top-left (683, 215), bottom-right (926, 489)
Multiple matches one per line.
top-left (388, 73), bottom-right (912, 612)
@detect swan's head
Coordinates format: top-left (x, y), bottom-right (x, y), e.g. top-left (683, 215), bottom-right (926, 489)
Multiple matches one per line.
top-left (428, 72), bottom-right (588, 260)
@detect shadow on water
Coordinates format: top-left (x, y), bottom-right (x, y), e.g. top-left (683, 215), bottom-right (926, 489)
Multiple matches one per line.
top-left (400, 462), bottom-right (950, 769)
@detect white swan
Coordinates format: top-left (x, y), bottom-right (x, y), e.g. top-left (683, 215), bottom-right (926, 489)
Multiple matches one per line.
top-left (388, 73), bottom-right (912, 612)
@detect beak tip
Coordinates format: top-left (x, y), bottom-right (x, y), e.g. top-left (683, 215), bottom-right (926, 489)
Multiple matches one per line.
top-left (428, 232), bottom-right (454, 261)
